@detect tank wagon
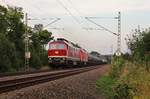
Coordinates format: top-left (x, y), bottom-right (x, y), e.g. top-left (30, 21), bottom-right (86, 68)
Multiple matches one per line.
top-left (87, 54), bottom-right (103, 65)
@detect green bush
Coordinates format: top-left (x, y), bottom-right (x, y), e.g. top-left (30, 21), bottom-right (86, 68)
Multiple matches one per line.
top-left (0, 33), bottom-right (18, 72)
top-left (144, 54), bottom-right (150, 72)
top-left (96, 57), bottom-right (133, 99)
top-left (96, 75), bottom-right (116, 99)
top-left (40, 51), bottom-right (48, 66)
top-left (113, 82), bottom-right (134, 99)
top-left (110, 56), bottom-right (125, 78)
top-left (0, 5), bottom-right (52, 73)
top-left (30, 49), bottom-right (42, 69)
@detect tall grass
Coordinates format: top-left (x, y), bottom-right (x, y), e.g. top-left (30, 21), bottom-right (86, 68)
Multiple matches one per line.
top-left (96, 75), bottom-right (116, 99)
top-left (96, 56), bottom-right (150, 99)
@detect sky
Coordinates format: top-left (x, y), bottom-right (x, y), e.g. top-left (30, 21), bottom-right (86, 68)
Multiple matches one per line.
top-left (1, 0), bottom-right (150, 54)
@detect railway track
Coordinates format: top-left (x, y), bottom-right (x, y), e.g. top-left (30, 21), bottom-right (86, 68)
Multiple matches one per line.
top-left (0, 69), bottom-right (53, 78)
top-left (0, 65), bottom-right (100, 94)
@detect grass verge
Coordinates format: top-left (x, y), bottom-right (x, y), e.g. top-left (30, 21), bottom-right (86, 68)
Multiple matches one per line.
top-left (96, 75), bottom-right (116, 99)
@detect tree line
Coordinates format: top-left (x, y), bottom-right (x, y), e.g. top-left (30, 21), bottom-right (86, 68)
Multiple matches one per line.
top-left (0, 5), bottom-right (53, 73)
top-left (126, 27), bottom-right (150, 71)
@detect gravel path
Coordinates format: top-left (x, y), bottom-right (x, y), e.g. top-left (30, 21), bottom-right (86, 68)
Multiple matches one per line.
top-left (0, 65), bottom-right (109, 99)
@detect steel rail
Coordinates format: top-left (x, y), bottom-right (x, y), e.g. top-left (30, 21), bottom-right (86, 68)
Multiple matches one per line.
top-left (0, 69), bottom-right (52, 78)
top-left (0, 65), bottom-right (100, 94)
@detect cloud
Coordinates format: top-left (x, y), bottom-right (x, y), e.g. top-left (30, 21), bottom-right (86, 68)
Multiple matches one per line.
top-left (1, 0), bottom-right (150, 54)
top-left (72, 0), bottom-right (150, 15)
top-left (3, 0), bottom-right (150, 16)
top-left (0, 0), bottom-right (7, 6)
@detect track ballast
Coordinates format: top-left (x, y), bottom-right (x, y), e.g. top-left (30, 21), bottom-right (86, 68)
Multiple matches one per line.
top-left (0, 65), bottom-right (101, 94)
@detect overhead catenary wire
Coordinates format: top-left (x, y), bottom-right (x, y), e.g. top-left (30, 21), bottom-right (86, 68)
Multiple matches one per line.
top-left (55, 0), bottom-right (97, 40)
top-left (44, 18), bottom-right (61, 28)
top-left (21, 0), bottom-right (65, 39)
top-left (12, 0), bottom-right (90, 34)
top-left (66, 0), bottom-right (83, 19)
top-left (28, 18), bottom-right (55, 20)
top-left (22, 0), bottom-right (46, 15)
top-left (65, 0), bottom-right (89, 24)
top-left (55, 0), bottom-right (91, 41)
top-left (66, 0), bottom-right (102, 31)
top-left (59, 0), bottom-right (106, 48)
top-left (66, 0), bottom-right (118, 33)
top-left (85, 17), bottom-right (118, 36)
top-left (55, 0), bottom-right (81, 24)
top-left (62, 0), bottom-right (94, 36)
top-left (22, 0), bottom-right (61, 28)
top-left (86, 17), bottom-right (117, 19)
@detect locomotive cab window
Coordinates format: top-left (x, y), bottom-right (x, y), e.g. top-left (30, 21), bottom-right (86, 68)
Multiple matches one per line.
top-left (49, 43), bottom-right (66, 49)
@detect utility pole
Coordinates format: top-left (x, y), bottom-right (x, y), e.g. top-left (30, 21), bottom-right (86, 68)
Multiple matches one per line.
top-left (25, 13), bottom-right (30, 71)
top-left (24, 14), bottom-right (61, 70)
top-left (110, 45), bottom-right (113, 64)
top-left (85, 11), bottom-right (122, 56)
top-left (116, 12), bottom-right (121, 56)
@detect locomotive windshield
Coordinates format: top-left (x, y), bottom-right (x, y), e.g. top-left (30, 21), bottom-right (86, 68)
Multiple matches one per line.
top-left (49, 43), bottom-right (66, 49)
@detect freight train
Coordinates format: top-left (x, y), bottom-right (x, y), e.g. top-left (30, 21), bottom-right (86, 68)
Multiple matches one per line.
top-left (48, 38), bottom-right (104, 68)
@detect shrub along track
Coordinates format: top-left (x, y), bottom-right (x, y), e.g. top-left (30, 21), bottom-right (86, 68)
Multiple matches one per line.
top-left (0, 65), bottom-right (100, 94)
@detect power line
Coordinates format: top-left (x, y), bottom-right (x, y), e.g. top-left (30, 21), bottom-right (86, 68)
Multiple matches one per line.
top-left (21, 0), bottom-right (66, 44)
top-left (65, 0), bottom-right (88, 24)
top-left (28, 18), bottom-right (55, 20)
top-left (85, 17), bottom-right (118, 36)
top-left (65, 0), bottom-right (95, 35)
top-left (22, 0), bottom-right (60, 20)
top-left (85, 12), bottom-right (122, 56)
top-left (67, 0), bottom-right (110, 36)
top-left (56, 0), bottom-right (93, 41)
top-left (47, 27), bottom-right (64, 30)
top-left (27, 17), bottom-right (61, 28)
top-left (55, 0), bottom-right (81, 24)
top-left (22, 0), bottom-right (89, 34)
top-left (66, 0), bottom-right (83, 18)
top-left (21, 0), bottom-right (63, 31)
top-left (83, 27), bottom-right (104, 31)
top-left (44, 18), bottom-right (61, 28)
top-left (22, 0), bottom-right (45, 14)
top-left (66, 1), bottom-right (117, 32)
top-left (21, 0), bottom-right (62, 29)
top-left (86, 17), bottom-right (117, 19)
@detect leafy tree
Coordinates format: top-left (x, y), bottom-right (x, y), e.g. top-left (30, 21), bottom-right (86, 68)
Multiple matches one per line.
top-left (0, 5), bottom-right (53, 72)
top-left (127, 29), bottom-right (150, 59)
top-left (39, 30), bottom-right (53, 45)
top-left (30, 48), bottom-right (42, 69)
top-left (0, 5), bottom-right (25, 72)
top-left (143, 31), bottom-right (150, 53)
top-left (127, 28), bottom-right (150, 71)
top-left (0, 5), bottom-right (8, 33)
top-left (6, 7), bottom-right (25, 68)
top-left (29, 30), bottom-right (53, 68)
top-left (0, 33), bottom-right (18, 72)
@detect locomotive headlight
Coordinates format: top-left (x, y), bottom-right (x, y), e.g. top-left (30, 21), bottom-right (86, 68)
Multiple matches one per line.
top-left (49, 58), bottom-right (51, 60)
top-left (55, 51), bottom-right (59, 54)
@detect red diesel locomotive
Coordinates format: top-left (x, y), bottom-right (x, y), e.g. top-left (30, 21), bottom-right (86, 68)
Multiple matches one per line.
top-left (48, 38), bottom-right (88, 67)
